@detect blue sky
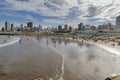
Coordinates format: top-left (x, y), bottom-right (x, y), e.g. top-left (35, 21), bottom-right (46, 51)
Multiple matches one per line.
top-left (0, 0), bottom-right (119, 28)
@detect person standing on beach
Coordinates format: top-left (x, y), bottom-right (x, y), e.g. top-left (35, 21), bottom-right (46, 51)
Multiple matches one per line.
top-left (46, 39), bottom-right (49, 45)
top-left (4, 40), bottom-right (7, 43)
top-left (19, 39), bottom-right (21, 45)
top-left (82, 39), bottom-right (83, 45)
top-left (54, 40), bottom-right (56, 47)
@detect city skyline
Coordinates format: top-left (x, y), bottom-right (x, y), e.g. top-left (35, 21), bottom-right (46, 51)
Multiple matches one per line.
top-left (0, 0), bottom-right (120, 27)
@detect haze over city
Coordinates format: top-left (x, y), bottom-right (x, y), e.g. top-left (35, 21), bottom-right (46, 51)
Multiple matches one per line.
top-left (0, 0), bottom-right (120, 27)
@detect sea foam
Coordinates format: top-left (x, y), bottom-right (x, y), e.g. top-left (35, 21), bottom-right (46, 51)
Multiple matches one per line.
top-left (89, 41), bottom-right (120, 56)
top-left (31, 37), bottom-right (64, 80)
top-left (0, 37), bottom-right (20, 48)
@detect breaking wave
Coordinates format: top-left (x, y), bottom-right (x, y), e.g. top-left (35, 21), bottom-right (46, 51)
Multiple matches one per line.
top-left (0, 37), bottom-right (20, 48)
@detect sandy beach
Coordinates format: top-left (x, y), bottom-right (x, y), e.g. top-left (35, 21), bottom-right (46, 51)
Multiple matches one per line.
top-left (0, 37), bottom-right (63, 80)
top-left (58, 36), bottom-right (120, 55)
top-left (0, 36), bottom-right (120, 80)
top-left (38, 37), bottom-right (120, 80)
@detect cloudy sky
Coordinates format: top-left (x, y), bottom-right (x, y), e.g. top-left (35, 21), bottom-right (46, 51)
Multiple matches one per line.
top-left (0, 0), bottom-right (120, 27)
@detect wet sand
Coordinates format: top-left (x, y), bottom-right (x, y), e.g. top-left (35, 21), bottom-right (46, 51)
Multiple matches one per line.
top-left (0, 37), bottom-right (63, 80)
top-left (39, 37), bottom-right (120, 80)
top-left (1, 36), bottom-right (120, 80)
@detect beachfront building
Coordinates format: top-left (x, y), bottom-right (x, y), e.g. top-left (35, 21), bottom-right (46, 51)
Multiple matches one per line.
top-left (64, 24), bottom-right (68, 30)
top-left (2, 27), bottom-right (4, 32)
top-left (116, 15), bottom-right (120, 29)
top-left (11, 23), bottom-right (14, 31)
top-left (91, 25), bottom-right (97, 30)
top-left (19, 24), bottom-right (24, 32)
top-left (37, 25), bottom-right (42, 32)
top-left (69, 26), bottom-right (72, 31)
top-left (23, 26), bottom-right (28, 31)
top-left (84, 24), bottom-right (91, 30)
top-left (27, 22), bottom-right (33, 31)
top-left (51, 27), bottom-right (57, 32)
top-left (78, 22), bottom-right (85, 31)
top-left (107, 23), bottom-right (116, 30)
top-left (33, 26), bottom-right (37, 32)
top-left (98, 23), bottom-right (116, 31)
top-left (58, 25), bottom-right (62, 31)
top-left (5, 21), bottom-right (11, 32)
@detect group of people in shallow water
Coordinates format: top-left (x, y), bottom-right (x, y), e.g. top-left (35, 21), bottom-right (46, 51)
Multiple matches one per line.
top-left (3, 40), bottom-right (7, 44)
top-left (51, 38), bottom-right (57, 47)
top-left (34, 34), bottom-right (57, 47)
top-left (46, 38), bottom-right (57, 47)
top-left (2, 35), bottom-right (9, 44)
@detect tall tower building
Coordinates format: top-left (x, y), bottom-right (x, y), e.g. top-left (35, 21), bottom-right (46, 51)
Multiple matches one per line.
top-left (78, 22), bottom-right (84, 31)
top-left (58, 25), bottom-right (62, 31)
top-left (27, 22), bottom-right (33, 31)
top-left (11, 23), bottom-right (14, 31)
top-left (64, 24), bottom-right (68, 30)
top-left (37, 25), bottom-right (42, 31)
top-left (5, 21), bottom-right (11, 32)
top-left (116, 15), bottom-right (120, 29)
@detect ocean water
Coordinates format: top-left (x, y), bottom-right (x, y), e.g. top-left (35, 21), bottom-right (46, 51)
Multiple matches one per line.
top-left (0, 36), bottom-right (120, 80)
top-left (0, 36), bottom-right (8, 44)
top-left (38, 37), bottom-right (120, 80)
top-left (0, 35), bottom-right (20, 47)
top-left (0, 36), bottom-right (13, 44)
top-left (0, 37), bottom-right (64, 80)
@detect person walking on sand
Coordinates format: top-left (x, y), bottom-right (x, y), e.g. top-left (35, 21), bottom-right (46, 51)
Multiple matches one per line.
top-left (19, 39), bottom-right (21, 45)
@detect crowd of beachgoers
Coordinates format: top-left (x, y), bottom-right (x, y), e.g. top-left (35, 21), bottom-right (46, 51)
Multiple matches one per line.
top-left (1, 32), bottom-right (120, 53)
top-left (17, 32), bottom-right (120, 48)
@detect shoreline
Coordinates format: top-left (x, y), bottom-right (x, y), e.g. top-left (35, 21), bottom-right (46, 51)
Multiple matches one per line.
top-left (0, 36), bottom-right (64, 80)
top-left (1, 35), bottom-right (120, 80)
top-left (0, 37), bottom-right (20, 48)
top-left (30, 37), bottom-right (65, 80)
top-left (0, 36), bottom-right (119, 80)
top-left (87, 41), bottom-right (120, 56)
top-left (53, 36), bottom-right (120, 56)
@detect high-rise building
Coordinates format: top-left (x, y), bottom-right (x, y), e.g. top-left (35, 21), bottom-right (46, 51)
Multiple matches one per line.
top-left (27, 22), bottom-right (33, 31)
top-left (64, 24), bottom-right (68, 30)
top-left (37, 25), bottom-right (42, 31)
top-left (78, 22), bottom-right (84, 30)
top-left (58, 25), bottom-right (62, 31)
top-left (5, 21), bottom-right (11, 32)
top-left (20, 24), bottom-right (24, 32)
top-left (33, 26), bottom-right (37, 32)
top-left (69, 26), bottom-right (72, 31)
top-left (2, 27), bottom-right (4, 32)
top-left (11, 23), bottom-right (14, 31)
top-left (116, 15), bottom-right (120, 29)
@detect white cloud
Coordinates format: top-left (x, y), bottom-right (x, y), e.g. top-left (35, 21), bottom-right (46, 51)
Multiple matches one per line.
top-left (2, 0), bottom-right (120, 26)
top-left (43, 18), bottom-right (89, 28)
